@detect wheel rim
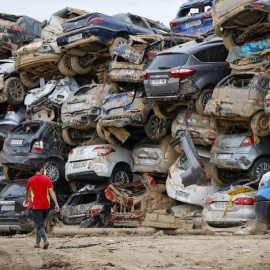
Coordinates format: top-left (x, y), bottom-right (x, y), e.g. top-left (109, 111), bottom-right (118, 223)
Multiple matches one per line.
top-left (150, 116), bottom-right (166, 135)
top-left (258, 115), bottom-right (268, 131)
top-left (46, 165), bottom-right (59, 182)
top-left (8, 80), bottom-right (24, 100)
top-left (255, 162), bottom-right (270, 177)
top-left (25, 72), bottom-right (38, 83)
top-left (202, 92), bottom-right (212, 108)
top-left (63, 55), bottom-right (73, 72)
top-left (114, 171), bottom-right (130, 184)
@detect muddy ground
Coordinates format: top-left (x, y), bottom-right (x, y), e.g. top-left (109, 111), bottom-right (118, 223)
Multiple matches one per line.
top-left (0, 228), bottom-right (269, 270)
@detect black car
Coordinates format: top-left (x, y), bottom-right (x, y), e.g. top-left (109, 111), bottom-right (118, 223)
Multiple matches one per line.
top-left (0, 120), bottom-right (69, 183)
top-left (0, 13), bottom-right (41, 57)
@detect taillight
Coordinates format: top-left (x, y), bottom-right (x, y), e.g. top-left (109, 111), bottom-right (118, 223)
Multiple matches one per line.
top-left (6, 106), bottom-right (15, 113)
top-left (168, 169), bottom-right (172, 179)
top-left (69, 150), bottom-right (73, 155)
top-left (207, 137), bottom-right (216, 142)
top-left (240, 136), bottom-right (254, 147)
top-left (143, 71), bottom-right (148, 80)
top-left (170, 21), bottom-right (180, 28)
top-left (146, 52), bottom-right (156, 59)
top-left (205, 197), bottom-right (212, 204)
top-left (198, 159), bottom-right (204, 169)
top-left (169, 68), bottom-right (196, 78)
top-left (88, 205), bottom-right (103, 215)
top-left (3, 43), bottom-right (11, 47)
top-left (112, 53), bottom-right (116, 59)
top-left (92, 146), bottom-right (116, 156)
top-left (32, 141), bottom-right (43, 151)
top-left (202, 13), bottom-right (212, 19)
top-left (87, 17), bottom-right (104, 25)
top-left (234, 197), bottom-right (255, 205)
top-left (250, 3), bottom-right (263, 7)
top-left (4, 25), bottom-right (22, 32)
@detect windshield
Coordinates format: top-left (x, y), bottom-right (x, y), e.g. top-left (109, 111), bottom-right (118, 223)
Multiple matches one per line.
top-left (0, 181), bottom-right (29, 197)
top-left (74, 85), bottom-right (99, 96)
top-left (148, 53), bottom-right (188, 70)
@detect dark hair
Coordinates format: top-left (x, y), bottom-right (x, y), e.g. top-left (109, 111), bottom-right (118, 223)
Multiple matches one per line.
top-left (35, 162), bottom-right (44, 173)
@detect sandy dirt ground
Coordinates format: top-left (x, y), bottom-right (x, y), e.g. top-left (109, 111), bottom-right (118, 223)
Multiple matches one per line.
top-left (0, 229), bottom-right (269, 270)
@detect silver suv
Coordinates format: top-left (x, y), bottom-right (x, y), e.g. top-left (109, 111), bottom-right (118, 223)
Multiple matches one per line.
top-left (144, 36), bottom-right (230, 118)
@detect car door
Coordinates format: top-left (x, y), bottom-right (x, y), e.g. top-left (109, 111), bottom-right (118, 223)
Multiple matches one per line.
top-left (123, 14), bottom-right (153, 35)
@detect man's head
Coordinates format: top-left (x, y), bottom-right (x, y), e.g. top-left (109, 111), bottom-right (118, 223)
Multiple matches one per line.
top-left (35, 162), bottom-right (45, 174)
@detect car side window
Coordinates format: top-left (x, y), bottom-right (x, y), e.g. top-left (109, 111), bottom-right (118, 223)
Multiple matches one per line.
top-left (127, 15), bottom-right (148, 29)
top-left (33, 21), bottom-right (42, 36)
top-left (209, 45), bottom-right (228, 62)
top-left (193, 49), bottom-right (209, 62)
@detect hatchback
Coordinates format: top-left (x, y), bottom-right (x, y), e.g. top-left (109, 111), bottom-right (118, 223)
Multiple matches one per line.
top-left (144, 37), bottom-right (230, 118)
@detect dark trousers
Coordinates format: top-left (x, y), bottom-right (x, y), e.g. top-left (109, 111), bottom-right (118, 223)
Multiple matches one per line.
top-left (32, 209), bottom-right (49, 231)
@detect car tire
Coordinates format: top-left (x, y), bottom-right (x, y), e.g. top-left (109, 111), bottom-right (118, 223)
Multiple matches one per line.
top-left (44, 161), bottom-right (61, 184)
top-left (144, 114), bottom-right (167, 140)
top-left (96, 121), bottom-right (107, 141)
top-left (195, 89), bottom-right (213, 116)
top-left (20, 71), bottom-right (40, 88)
top-left (222, 29), bottom-right (238, 50)
top-left (3, 166), bottom-right (21, 181)
top-left (249, 157), bottom-right (270, 180)
top-left (153, 103), bottom-right (177, 120)
top-left (210, 116), bottom-right (230, 134)
top-left (251, 111), bottom-right (270, 137)
top-left (109, 37), bottom-right (127, 56)
top-left (110, 82), bottom-right (120, 93)
top-left (110, 164), bottom-right (133, 184)
top-left (62, 127), bottom-right (78, 146)
top-left (58, 55), bottom-right (77, 77)
top-left (3, 77), bottom-right (26, 105)
top-left (211, 165), bottom-right (239, 186)
top-left (45, 210), bottom-right (60, 233)
top-left (71, 55), bottom-right (93, 74)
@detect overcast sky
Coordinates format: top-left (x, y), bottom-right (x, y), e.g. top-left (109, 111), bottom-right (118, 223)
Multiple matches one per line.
top-left (2, 0), bottom-right (186, 28)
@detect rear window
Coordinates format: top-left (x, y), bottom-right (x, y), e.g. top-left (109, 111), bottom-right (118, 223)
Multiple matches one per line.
top-left (218, 74), bottom-right (255, 89)
top-left (148, 53), bottom-right (189, 70)
top-left (178, 3), bottom-right (212, 18)
top-left (74, 85), bottom-right (99, 96)
top-left (0, 181), bottom-right (28, 197)
top-left (69, 193), bottom-right (97, 205)
top-left (12, 123), bottom-right (41, 135)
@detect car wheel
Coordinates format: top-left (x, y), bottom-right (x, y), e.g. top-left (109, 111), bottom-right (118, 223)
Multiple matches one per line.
top-left (45, 161), bottom-right (61, 184)
top-left (58, 55), bottom-right (76, 77)
top-left (109, 37), bottom-right (127, 56)
top-left (62, 127), bottom-right (79, 146)
top-left (3, 77), bottom-right (26, 105)
top-left (45, 210), bottom-right (60, 233)
top-left (153, 103), bottom-right (177, 120)
top-left (110, 82), bottom-right (120, 93)
top-left (144, 114), bottom-right (167, 140)
top-left (209, 116), bottom-right (230, 134)
top-left (3, 166), bottom-right (21, 181)
top-left (195, 89), bottom-right (213, 116)
top-left (251, 111), bottom-right (270, 137)
top-left (96, 121), bottom-right (107, 141)
top-left (110, 164), bottom-right (133, 184)
top-left (19, 71), bottom-right (40, 88)
top-left (249, 157), bottom-right (270, 180)
top-left (70, 55), bottom-right (93, 74)
top-left (211, 165), bottom-right (239, 186)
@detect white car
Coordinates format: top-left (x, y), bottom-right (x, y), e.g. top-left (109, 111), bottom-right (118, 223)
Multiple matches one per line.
top-left (166, 147), bottom-right (223, 207)
top-left (65, 137), bottom-right (133, 184)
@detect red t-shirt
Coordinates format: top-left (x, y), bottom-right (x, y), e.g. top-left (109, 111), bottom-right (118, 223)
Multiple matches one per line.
top-left (26, 174), bottom-right (54, 209)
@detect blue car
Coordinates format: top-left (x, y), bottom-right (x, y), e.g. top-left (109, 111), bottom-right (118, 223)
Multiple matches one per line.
top-left (255, 172), bottom-right (270, 224)
top-left (170, 0), bottom-right (214, 35)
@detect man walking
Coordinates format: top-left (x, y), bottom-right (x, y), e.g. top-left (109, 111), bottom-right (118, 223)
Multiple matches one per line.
top-left (24, 162), bottom-right (59, 249)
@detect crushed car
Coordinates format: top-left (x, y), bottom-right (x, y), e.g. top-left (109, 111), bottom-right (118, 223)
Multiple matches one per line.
top-left (0, 120), bottom-right (69, 183)
top-left (61, 84), bottom-right (111, 146)
top-left (144, 36), bottom-right (230, 118)
top-left (109, 34), bottom-right (194, 92)
top-left (170, 0), bottom-right (214, 35)
top-left (205, 73), bottom-right (270, 137)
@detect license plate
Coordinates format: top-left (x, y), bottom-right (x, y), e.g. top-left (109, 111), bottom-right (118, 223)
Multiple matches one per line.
top-left (185, 20), bottom-right (201, 28)
top-left (1, 205), bottom-right (15, 211)
top-left (175, 190), bottom-right (190, 199)
top-left (119, 69), bottom-right (134, 75)
top-left (68, 33), bottom-right (82, 42)
top-left (151, 79), bottom-right (167, 85)
top-left (215, 202), bottom-right (232, 208)
top-left (109, 108), bottom-right (124, 115)
top-left (11, 139), bottom-right (23, 145)
top-left (217, 154), bottom-right (231, 160)
top-left (73, 161), bottom-right (87, 169)
top-left (138, 159), bottom-right (156, 165)
top-left (69, 102), bottom-right (84, 110)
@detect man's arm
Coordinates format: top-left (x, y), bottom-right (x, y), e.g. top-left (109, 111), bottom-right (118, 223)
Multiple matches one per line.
top-left (49, 188), bottom-right (59, 212)
top-left (24, 190), bottom-right (30, 204)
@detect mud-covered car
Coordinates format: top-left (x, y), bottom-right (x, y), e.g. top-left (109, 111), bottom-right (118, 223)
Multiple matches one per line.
top-left (65, 137), bottom-right (133, 188)
top-left (61, 84), bottom-right (111, 146)
top-left (0, 13), bottom-right (41, 57)
top-left (210, 132), bottom-right (270, 185)
top-left (171, 108), bottom-right (216, 148)
top-left (59, 186), bottom-right (112, 227)
top-left (213, 0), bottom-right (270, 49)
top-left (56, 12), bottom-right (169, 78)
top-left (0, 120), bottom-right (69, 182)
top-left (25, 76), bottom-right (79, 122)
top-left (131, 135), bottom-right (179, 178)
top-left (97, 90), bottom-right (170, 144)
top-left (205, 73), bottom-right (270, 137)
top-left (109, 34), bottom-right (194, 92)
top-left (170, 0), bottom-right (214, 35)
top-left (144, 37), bottom-right (230, 118)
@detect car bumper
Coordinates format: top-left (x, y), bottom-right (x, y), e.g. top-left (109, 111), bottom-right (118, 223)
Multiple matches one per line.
top-left (100, 117), bottom-right (132, 127)
top-left (65, 171), bottom-right (108, 182)
top-left (109, 68), bottom-right (144, 83)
